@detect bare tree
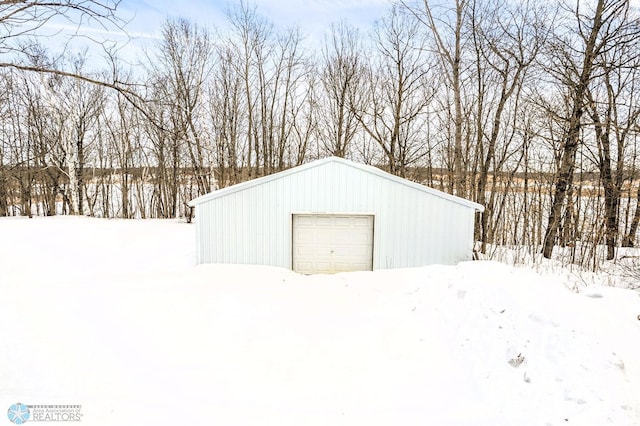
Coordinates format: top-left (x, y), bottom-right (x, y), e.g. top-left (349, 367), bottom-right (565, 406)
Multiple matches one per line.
top-left (0, 0), bottom-right (122, 54)
top-left (149, 18), bottom-right (214, 198)
top-left (260, 26), bottom-right (308, 173)
top-left (0, 0), bottom-right (146, 105)
top-left (318, 22), bottom-right (364, 158)
top-left (470, 0), bottom-right (549, 252)
top-left (0, 81), bottom-right (7, 216)
top-left (227, 0), bottom-right (273, 177)
top-left (542, 0), bottom-right (639, 258)
top-left (585, 31), bottom-right (640, 258)
top-left (355, 4), bottom-right (434, 177)
top-left (62, 55), bottom-right (106, 215)
top-left (210, 43), bottom-right (246, 187)
top-left (144, 79), bottom-right (184, 219)
top-left (403, 0), bottom-right (469, 194)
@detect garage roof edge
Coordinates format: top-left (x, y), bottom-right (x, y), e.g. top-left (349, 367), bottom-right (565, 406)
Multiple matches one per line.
top-left (188, 156), bottom-right (485, 212)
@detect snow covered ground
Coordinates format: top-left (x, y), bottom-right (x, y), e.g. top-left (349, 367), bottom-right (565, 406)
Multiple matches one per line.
top-left (1, 216), bottom-right (639, 425)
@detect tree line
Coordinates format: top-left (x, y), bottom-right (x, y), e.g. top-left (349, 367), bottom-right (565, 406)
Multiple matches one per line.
top-left (1, 0), bottom-right (639, 267)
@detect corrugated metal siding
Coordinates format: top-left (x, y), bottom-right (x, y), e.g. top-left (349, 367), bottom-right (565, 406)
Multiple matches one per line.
top-left (194, 160), bottom-right (478, 269)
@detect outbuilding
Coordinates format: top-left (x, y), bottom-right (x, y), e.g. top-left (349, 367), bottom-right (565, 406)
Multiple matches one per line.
top-left (189, 156), bottom-right (484, 274)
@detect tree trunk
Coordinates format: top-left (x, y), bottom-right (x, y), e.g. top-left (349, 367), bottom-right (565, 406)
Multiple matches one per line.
top-left (76, 137), bottom-right (84, 215)
top-left (622, 184), bottom-right (640, 247)
top-left (542, 0), bottom-right (605, 259)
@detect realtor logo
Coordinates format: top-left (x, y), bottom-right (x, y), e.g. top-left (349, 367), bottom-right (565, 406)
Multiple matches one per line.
top-left (7, 403), bottom-right (30, 424)
top-left (7, 403), bottom-right (82, 423)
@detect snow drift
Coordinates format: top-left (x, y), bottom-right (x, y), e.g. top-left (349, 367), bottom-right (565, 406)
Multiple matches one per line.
top-left (1, 217), bottom-right (639, 425)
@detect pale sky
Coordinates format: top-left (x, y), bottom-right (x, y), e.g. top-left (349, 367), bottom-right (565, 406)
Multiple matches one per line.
top-left (120, 0), bottom-right (394, 39)
top-left (37, 0), bottom-right (393, 66)
top-left (44, 0), bottom-right (640, 67)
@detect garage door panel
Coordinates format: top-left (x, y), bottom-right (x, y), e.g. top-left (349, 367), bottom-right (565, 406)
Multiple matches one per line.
top-left (315, 231), bottom-right (334, 244)
top-left (338, 245), bottom-right (370, 256)
top-left (314, 246), bottom-right (334, 256)
top-left (333, 231), bottom-right (355, 243)
top-left (315, 216), bottom-right (334, 227)
top-left (352, 216), bottom-right (372, 227)
top-left (294, 246), bottom-right (315, 256)
top-left (332, 263), bottom-right (353, 273)
top-left (334, 234), bottom-right (372, 245)
top-left (331, 246), bottom-right (350, 256)
top-left (292, 214), bottom-right (374, 274)
top-left (331, 246), bottom-right (369, 257)
top-left (296, 216), bottom-right (313, 226)
top-left (296, 229), bottom-right (315, 241)
top-left (353, 230), bottom-right (374, 243)
top-left (298, 260), bottom-right (332, 271)
top-left (333, 216), bottom-right (354, 227)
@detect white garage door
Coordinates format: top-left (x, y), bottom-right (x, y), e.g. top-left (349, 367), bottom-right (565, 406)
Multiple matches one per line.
top-left (292, 214), bottom-right (374, 274)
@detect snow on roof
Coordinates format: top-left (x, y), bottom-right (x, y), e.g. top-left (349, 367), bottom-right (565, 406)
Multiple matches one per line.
top-left (188, 156), bottom-right (484, 212)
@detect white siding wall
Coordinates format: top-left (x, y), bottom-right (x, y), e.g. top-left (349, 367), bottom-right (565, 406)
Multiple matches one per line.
top-left (194, 161), bottom-right (477, 269)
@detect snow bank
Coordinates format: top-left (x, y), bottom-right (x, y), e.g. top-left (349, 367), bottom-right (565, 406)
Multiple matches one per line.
top-left (1, 217), bottom-right (639, 425)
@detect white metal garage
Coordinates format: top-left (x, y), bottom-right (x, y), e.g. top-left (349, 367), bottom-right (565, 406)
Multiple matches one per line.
top-left (189, 156), bottom-right (484, 273)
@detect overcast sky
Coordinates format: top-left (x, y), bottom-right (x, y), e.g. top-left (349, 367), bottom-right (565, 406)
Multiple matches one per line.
top-left (36, 0), bottom-right (393, 65)
top-left (43, 0), bottom-right (640, 67)
top-left (118, 0), bottom-right (392, 46)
